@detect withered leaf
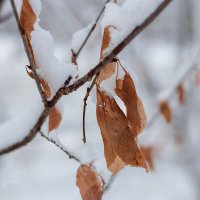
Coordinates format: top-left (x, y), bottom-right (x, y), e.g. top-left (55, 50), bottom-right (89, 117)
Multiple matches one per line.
top-left (76, 165), bottom-right (103, 200)
top-left (115, 71), bottom-right (147, 137)
top-left (20, 0), bottom-right (36, 65)
top-left (96, 25), bottom-right (148, 173)
top-left (97, 89), bottom-right (148, 171)
top-left (49, 106), bottom-right (62, 132)
top-left (177, 84), bottom-right (185, 105)
top-left (20, 0), bottom-right (36, 39)
top-left (96, 27), bottom-right (119, 173)
top-left (159, 101), bottom-right (172, 123)
top-left (96, 90), bottom-right (125, 174)
top-left (98, 26), bottom-right (116, 84)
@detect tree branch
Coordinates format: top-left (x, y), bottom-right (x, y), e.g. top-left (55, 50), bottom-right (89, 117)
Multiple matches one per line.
top-left (10, 0), bottom-right (48, 106)
top-left (49, 0), bottom-right (173, 107)
top-left (0, 0), bottom-right (172, 156)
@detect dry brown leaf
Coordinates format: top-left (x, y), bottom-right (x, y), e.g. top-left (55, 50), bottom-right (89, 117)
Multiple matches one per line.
top-left (76, 165), bottom-right (103, 200)
top-left (97, 89), bottom-right (148, 170)
top-left (20, 0), bottom-right (36, 39)
top-left (177, 84), bottom-right (185, 105)
top-left (96, 90), bottom-right (125, 174)
top-left (20, 0), bottom-right (62, 132)
top-left (159, 101), bottom-right (172, 123)
top-left (140, 146), bottom-right (154, 170)
top-left (96, 27), bottom-right (120, 174)
top-left (100, 26), bottom-right (110, 59)
top-left (49, 106), bottom-right (62, 132)
top-left (98, 26), bottom-right (116, 84)
top-left (115, 71), bottom-right (147, 137)
top-left (20, 0), bottom-right (37, 66)
top-left (96, 26), bottom-right (148, 173)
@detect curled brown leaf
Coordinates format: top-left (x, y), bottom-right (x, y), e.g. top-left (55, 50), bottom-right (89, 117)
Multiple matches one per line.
top-left (159, 101), bottom-right (172, 123)
top-left (76, 165), bottom-right (103, 200)
top-left (115, 71), bottom-right (147, 137)
top-left (96, 26), bottom-right (148, 173)
top-left (97, 89), bottom-right (148, 171)
top-left (177, 84), bottom-right (185, 105)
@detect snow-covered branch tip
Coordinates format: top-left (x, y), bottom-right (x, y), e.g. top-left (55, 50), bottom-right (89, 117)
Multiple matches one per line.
top-left (0, 0), bottom-right (172, 156)
top-left (72, 0), bottom-right (111, 62)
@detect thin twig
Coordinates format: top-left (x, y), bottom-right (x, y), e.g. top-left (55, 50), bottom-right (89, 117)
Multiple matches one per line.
top-left (39, 131), bottom-right (81, 163)
top-left (73, 0), bottom-right (111, 60)
top-left (10, 0), bottom-right (48, 106)
top-left (0, 0), bottom-right (171, 156)
top-left (82, 74), bottom-right (99, 143)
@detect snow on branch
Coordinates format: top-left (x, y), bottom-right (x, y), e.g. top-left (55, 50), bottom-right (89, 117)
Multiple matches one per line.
top-left (10, 0), bottom-right (48, 106)
top-left (0, 0), bottom-right (172, 157)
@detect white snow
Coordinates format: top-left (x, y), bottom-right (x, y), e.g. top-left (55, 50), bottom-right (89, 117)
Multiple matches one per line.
top-left (31, 23), bottom-right (77, 97)
top-left (101, 0), bottom-right (163, 56)
top-left (0, 103), bottom-right (43, 150)
top-left (71, 22), bottom-right (94, 54)
top-left (1, 1), bottom-right (200, 200)
top-left (28, 0), bottom-right (77, 97)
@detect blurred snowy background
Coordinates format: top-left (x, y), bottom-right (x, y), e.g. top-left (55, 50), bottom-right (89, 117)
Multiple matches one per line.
top-left (1, 0), bottom-right (200, 199)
